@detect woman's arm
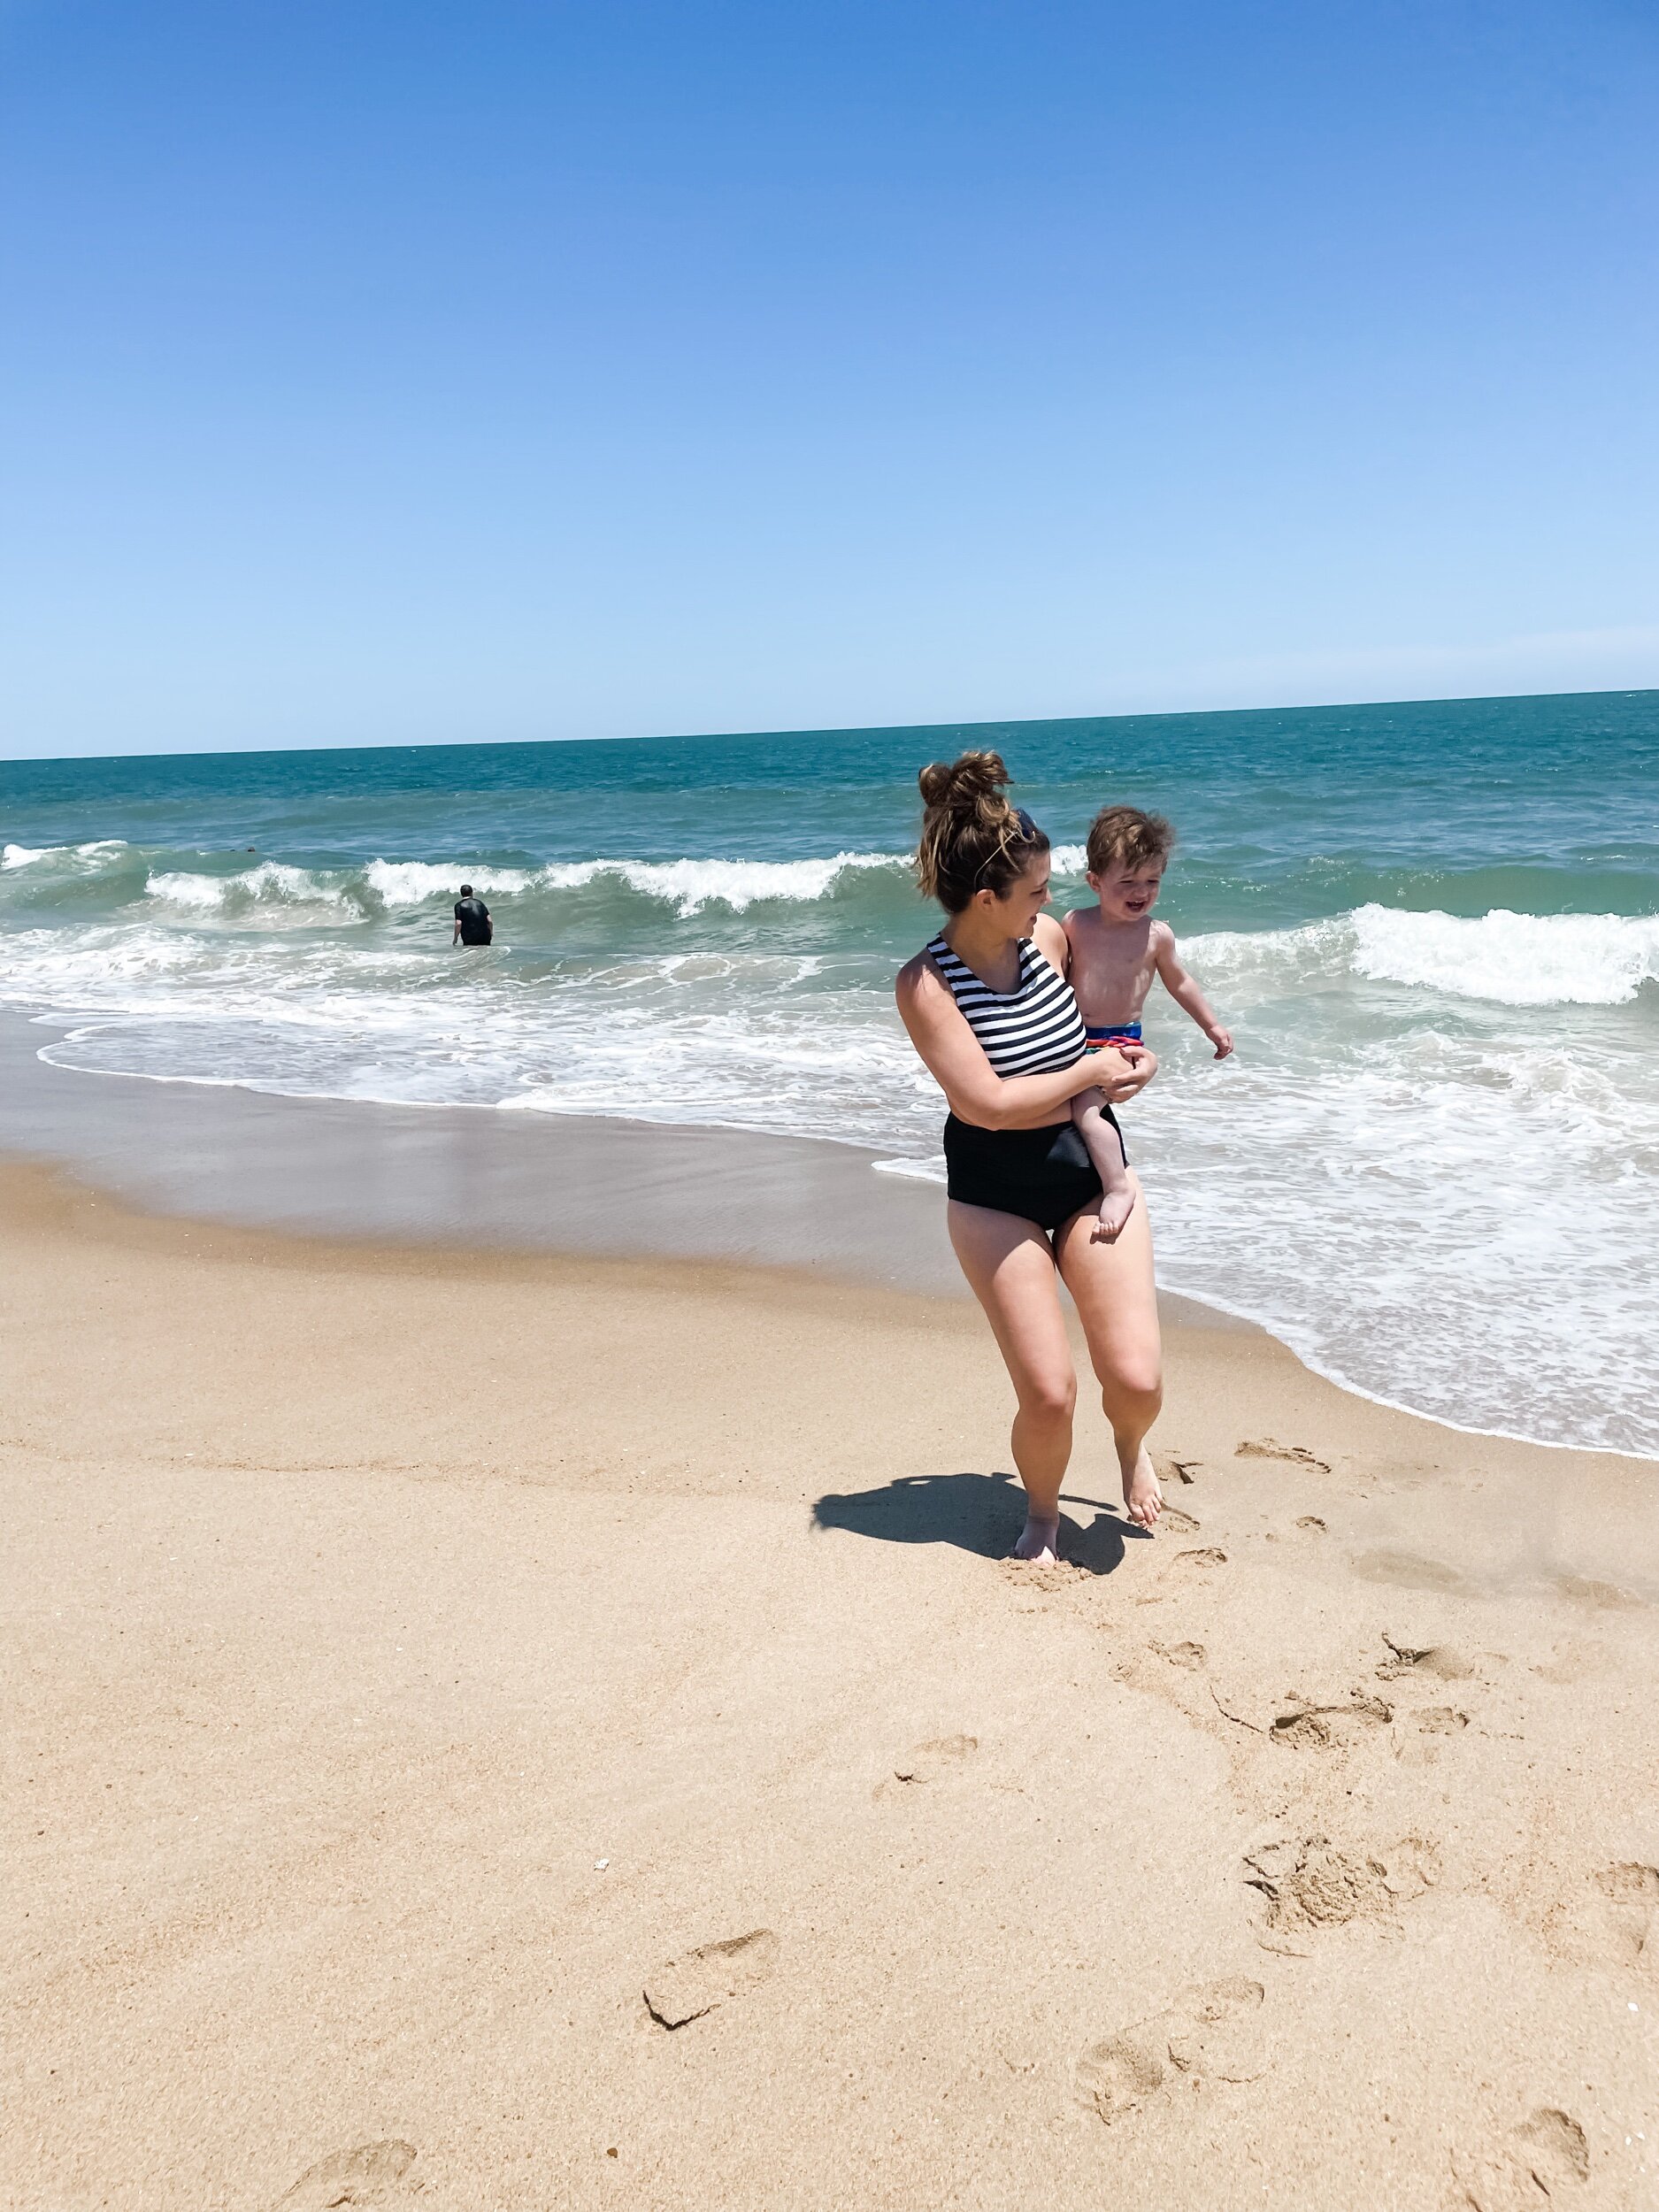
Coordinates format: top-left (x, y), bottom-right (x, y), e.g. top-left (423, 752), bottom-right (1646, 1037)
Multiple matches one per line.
top-left (895, 956), bottom-right (1156, 1129)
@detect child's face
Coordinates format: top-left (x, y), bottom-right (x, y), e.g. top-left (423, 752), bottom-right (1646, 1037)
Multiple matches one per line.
top-left (1087, 860), bottom-right (1164, 923)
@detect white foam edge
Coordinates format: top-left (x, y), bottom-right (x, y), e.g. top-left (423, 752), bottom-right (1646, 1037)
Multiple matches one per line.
top-left (22, 1027), bottom-right (1659, 1465)
top-left (1151, 1264), bottom-right (1659, 1466)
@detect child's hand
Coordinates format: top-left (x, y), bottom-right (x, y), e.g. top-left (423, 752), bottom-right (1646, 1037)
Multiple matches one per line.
top-left (1208, 1026), bottom-right (1233, 1060)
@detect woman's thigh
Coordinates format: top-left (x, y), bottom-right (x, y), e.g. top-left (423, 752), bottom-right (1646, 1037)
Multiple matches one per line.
top-left (1054, 1173), bottom-right (1163, 1401)
top-left (948, 1200), bottom-right (1075, 1408)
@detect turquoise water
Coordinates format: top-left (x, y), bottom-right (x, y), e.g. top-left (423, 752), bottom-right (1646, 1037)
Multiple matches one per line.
top-left (4, 688), bottom-right (1658, 1454)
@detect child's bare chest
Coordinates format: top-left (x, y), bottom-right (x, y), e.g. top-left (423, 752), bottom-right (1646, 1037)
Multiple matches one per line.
top-left (1065, 918), bottom-right (1157, 1019)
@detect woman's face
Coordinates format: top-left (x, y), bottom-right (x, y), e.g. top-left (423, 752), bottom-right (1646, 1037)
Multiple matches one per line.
top-left (981, 852), bottom-right (1051, 938)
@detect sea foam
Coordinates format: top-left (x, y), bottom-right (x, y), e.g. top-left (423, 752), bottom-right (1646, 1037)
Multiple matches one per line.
top-left (1348, 903), bottom-right (1659, 1006)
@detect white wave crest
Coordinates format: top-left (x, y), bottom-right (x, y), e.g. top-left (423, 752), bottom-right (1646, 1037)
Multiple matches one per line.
top-left (3, 839), bottom-right (127, 870)
top-left (363, 859), bottom-right (535, 906)
top-left (145, 862), bottom-right (353, 913)
top-left (1349, 903), bottom-right (1659, 1007)
top-left (537, 851), bottom-right (900, 915)
top-left (349, 851), bottom-right (907, 914)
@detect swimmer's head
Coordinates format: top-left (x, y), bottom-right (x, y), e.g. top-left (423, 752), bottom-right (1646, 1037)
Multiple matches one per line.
top-left (916, 751), bottom-right (1051, 921)
top-left (459, 882), bottom-right (473, 896)
top-left (1084, 805), bottom-right (1173, 922)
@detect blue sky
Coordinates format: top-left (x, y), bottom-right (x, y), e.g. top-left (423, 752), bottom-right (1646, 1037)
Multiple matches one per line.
top-left (3, 0), bottom-right (1656, 758)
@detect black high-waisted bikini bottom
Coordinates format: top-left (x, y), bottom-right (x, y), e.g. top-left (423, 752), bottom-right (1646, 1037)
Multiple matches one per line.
top-left (942, 1112), bottom-right (1126, 1234)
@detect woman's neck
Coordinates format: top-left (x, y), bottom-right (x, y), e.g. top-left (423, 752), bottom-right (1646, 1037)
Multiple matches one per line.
top-left (943, 905), bottom-right (1023, 974)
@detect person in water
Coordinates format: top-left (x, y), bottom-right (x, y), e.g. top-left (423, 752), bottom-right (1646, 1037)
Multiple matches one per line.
top-left (452, 884), bottom-right (493, 947)
top-left (895, 753), bottom-right (1165, 1561)
top-left (1063, 806), bottom-right (1233, 1064)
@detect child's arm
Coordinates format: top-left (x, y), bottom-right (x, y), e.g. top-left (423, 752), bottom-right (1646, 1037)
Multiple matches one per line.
top-left (1154, 926), bottom-right (1233, 1058)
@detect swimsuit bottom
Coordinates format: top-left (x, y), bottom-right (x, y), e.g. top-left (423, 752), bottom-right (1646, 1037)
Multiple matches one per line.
top-left (1085, 1021), bottom-right (1141, 1051)
top-left (943, 1112), bottom-right (1125, 1234)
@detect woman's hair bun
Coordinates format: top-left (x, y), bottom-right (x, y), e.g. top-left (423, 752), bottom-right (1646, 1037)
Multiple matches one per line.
top-left (914, 748), bottom-right (1044, 912)
top-left (917, 749), bottom-right (1010, 810)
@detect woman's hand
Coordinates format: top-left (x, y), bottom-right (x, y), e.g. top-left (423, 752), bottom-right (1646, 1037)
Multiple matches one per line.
top-left (1090, 1042), bottom-right (1158, 1102)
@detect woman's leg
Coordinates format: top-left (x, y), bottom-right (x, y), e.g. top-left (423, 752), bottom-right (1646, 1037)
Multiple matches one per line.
top-left (1054, 1174), bottom-right (1164, 1526)
top-left (948, 1199), bottom-right (1078, 1562)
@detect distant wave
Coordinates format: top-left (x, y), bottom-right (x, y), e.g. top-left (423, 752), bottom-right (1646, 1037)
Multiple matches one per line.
top-left (3, 839), bottom-right (127, 869)
top-left (146, 861), bottom-right (357, 918)
top-left (373, 851), bottom-right (907, 915)
top-left (6, 839), bottom-right (1659, 1005)
top-left (4, 843), bottom-right (918, 918)
top-left (2, 842), bottom-right (1100, 917)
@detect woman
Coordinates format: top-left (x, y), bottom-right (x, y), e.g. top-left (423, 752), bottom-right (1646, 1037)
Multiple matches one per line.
top-left (895, 751), bottom-right (1164, 1561)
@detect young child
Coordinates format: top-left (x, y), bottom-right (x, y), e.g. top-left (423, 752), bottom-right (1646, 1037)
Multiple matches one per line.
top-left (1065, 807), bottom-right (1233, 1240)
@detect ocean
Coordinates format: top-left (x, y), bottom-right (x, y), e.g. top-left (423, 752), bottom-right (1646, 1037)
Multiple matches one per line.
top-left (4, 690), bottom-right (1657, 1457)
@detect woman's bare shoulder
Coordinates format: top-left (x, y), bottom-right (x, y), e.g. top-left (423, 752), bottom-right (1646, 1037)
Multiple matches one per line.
top-left (895, 945), bottom-right (944, 1005)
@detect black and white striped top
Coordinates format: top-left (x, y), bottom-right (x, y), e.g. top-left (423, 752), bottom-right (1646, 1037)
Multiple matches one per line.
top-left (926, 933), bottom-right (1088, 1078)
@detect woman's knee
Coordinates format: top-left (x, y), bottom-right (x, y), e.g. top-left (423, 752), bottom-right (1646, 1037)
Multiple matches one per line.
top-left (1101, 1365), bottom-right (1163, 1425)
top-left (1018, 1369), bottom-right (1078, 1426)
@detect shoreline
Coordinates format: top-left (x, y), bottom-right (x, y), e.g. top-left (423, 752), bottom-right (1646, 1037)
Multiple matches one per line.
top-left (0, 1007), bottom-right (1242, 1320)
top-left (6, 1008), bottom-right (1655, 1464)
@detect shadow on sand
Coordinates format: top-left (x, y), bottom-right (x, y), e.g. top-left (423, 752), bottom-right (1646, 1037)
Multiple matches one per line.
top-left (810, 1471), bottom-right (1146, 1578)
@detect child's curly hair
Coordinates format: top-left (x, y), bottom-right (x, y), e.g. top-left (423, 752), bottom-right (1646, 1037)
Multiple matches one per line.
top-left (1085, 804), bottom-right (1174, 877)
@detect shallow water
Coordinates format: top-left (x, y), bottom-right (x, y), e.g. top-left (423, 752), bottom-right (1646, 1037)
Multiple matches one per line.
top-left (4, 689), bottom-right (1657, 1454)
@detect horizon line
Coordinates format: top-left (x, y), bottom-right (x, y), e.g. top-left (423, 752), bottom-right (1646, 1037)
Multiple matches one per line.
top-left (4, 679), bottom-right (1655, 772)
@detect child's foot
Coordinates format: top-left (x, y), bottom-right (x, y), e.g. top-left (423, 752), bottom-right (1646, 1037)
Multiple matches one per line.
top-left (1092, 1182), bottom-right (1138, 1242)
top-left (1121, 1448), bottom-right (1162, 1527)
top-left (1012, 1515), bottom-right (1062, 1563)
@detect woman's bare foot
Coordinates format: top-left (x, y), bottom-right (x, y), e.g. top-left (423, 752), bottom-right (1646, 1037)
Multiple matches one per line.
top-left (1012, 1514), bottom-right (1062, 1563)
top-left (1121, 1447), bottom-right (1162, 1527)
top-left (1091, 1181), bottom-right (1138, 1243)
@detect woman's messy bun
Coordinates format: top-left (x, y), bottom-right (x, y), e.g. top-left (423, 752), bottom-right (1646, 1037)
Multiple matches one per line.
top-left (918, 750), bottom-right (1012, 809)
top-left (915, 749), bottom-right (1048, 912)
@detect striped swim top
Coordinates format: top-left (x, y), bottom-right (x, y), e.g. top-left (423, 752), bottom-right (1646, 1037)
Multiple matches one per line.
top-left (926, 932), bottom-right (1089, 1079)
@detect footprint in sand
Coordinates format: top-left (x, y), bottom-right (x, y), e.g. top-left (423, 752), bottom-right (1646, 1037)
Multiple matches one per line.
top-left (1545, 1863), bottom-right (1658, 1969)
top-left (273, 2141), bottom-right (417, 2210)
top-left (1236, 1439), bottom-right (1331, 1474)
top-left (643, 1929), bottom-right (780, 2029)
top-left (1157, 1506), bottom-right (1202, 1535)
top-left (999, 1557), bottom-right (1082, 1595)
top-left (1593, 1863), bottom-right (1659, 1960)
top-left (1450, 2107), bottom-right (1589, 2208)
top-left (1377, 1632), bottom-right (1476, 1683)
top-left (1295, 1514), bottom-right (1327, 1534)
top-left (876, 1734), bottom-right (980, 1795)
top-left (1555, 1572), bottom-right (1642, 1613)
top-left (1268, 1694), bottom-right (1394, 1751)
top-left (1075, 1977), bottom-right (1267, 2124)
top-left (1169, 1547), bottom-right (1228, 1577)
top-left (1157, 1454), bottom-right (1202, 1486)
top-left (1240, 1833), bottom-right (1440, 1952)
top-left (1149, 1639), bottom-right (1206, 1671)
top-left (1416, 1705), bottom-right (1469, 1733)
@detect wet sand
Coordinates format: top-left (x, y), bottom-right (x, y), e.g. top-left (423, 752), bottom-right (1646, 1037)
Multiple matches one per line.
top-left (4, 1143), bottom-right (1657, 2208)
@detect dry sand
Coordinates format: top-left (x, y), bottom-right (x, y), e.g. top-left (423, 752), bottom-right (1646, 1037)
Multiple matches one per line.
top-left (4, 1156), bottom-right (1657, 2210)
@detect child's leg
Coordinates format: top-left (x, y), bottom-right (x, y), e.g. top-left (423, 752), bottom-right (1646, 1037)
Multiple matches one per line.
top-left (1071, 1087), bottom-right (1136, 1242)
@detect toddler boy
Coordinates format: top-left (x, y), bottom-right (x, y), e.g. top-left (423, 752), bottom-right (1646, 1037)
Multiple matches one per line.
top-left (1065, 806), bottom-right (1233, 1240)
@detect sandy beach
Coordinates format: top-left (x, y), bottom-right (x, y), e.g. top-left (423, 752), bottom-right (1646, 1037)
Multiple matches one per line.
top-left (4, 1149), bottom-right (1656, 2211)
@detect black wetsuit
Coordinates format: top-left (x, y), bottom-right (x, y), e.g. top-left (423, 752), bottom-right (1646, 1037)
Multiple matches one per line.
top-left (454, 895), bottom-right (493, 945)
